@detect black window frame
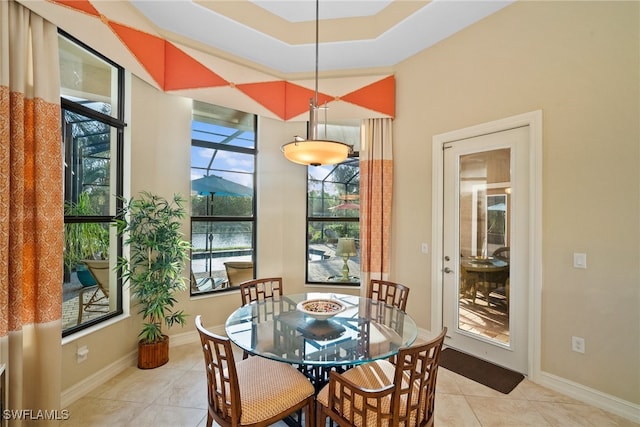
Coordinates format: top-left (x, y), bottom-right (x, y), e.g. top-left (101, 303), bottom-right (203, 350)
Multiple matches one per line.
top-left (189, 103), bottom-right (257, 295)
top-left (306, 124), bottom-right (361, 285)
top-left (61, 30), bottom-right (126, 337)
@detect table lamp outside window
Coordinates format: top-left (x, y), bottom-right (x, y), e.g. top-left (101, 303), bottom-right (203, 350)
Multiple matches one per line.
top-left (336, 238), bottom-right (357, 281)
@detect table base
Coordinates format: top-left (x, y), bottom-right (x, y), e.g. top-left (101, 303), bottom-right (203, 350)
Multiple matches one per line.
top-left (297, 363), bottom-right (351, 394)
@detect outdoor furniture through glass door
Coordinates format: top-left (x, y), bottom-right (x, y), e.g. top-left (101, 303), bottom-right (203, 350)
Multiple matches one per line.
top-left (460, 257), bottom-right (509, 306)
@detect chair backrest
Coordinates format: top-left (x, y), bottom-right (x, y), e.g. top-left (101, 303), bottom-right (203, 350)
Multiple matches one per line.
top-left (190, 270), bottom-right (199, 293)
top-left (393, 327), bottom-right (447, 426)
top-left (367, 279), bottom-right (410, 311)
top-left (492, 246), bottom-right (510, 261)
top-left (81, 259), bottom-right (110, 297)
top-left (239, 277), bottom-right (283, 306)
top-left (195, 315), bottom-right (241, 426)
top-left (224, 261), bottom-right (254, 287)
top-left (323, 327), bottom-right (447, 427)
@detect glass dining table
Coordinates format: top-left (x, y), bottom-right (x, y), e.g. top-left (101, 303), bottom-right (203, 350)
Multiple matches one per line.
top-left (225, 292), bottom-right (418, 390)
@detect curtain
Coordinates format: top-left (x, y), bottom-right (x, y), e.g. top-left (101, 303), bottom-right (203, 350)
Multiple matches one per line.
top-left (0, 1), bottom-right (62, 425)
top-left (359, 118), bottom-right (393, 295)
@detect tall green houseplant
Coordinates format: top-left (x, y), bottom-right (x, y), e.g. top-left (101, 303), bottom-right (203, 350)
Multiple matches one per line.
top-left (64, 192), bottom-right (109, 275)
top-left (116, 192), bottom-right (192, 368)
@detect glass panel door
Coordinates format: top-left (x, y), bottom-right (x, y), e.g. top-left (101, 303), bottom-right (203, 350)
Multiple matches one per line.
top-left (442, 125), bottom-right (529, 373)
top-left (458, 149), bottom-right (511, 344)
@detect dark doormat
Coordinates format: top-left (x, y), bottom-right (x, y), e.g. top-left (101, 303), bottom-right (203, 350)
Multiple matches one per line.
top-left (439, 347), bottom-right (524, 394)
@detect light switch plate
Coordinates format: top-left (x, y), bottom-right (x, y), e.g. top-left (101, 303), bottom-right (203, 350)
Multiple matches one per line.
top-left (573, 253), bottom-right (587, 269)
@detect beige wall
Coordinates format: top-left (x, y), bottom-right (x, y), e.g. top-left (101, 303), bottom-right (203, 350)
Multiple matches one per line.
top-left (393, 1), bottom-right (639, 403)
top-left (61, 0), bottom-right (638, 410)
top-left (61, 317), bottom-right (138, 390)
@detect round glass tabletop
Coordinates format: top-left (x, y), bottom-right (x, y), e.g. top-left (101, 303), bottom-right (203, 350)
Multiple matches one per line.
top-left (225, 292), bottom-right (418, 367)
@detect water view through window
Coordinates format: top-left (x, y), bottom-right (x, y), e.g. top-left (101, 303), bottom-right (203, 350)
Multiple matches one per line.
top-left (190, 101), bottom-right (256, 294)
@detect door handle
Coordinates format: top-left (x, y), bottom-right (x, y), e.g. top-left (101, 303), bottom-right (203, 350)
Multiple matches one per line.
top-left (443, 267), bottom-right (453, 274)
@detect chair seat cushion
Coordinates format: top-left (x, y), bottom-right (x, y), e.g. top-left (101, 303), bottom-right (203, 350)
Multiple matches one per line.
top-left (236, 355), bottom-right (314, 424)
top-left (317, 360), bottom-right (419, 426)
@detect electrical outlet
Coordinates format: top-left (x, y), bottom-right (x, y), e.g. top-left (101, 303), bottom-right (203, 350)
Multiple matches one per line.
top-left (77, 345), bottom-right (89, 363)
top-left (571, 336), bottom-right (585, 354)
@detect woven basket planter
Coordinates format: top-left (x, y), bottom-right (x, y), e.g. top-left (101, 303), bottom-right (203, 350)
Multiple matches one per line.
top-left (138, 335), bottom-right (169, 369)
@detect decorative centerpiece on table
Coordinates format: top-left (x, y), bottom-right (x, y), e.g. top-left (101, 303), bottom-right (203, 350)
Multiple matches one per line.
top-left (296, 298), bottom-right (347, 340)
top-left (297, 298), bottom-right (346, 320)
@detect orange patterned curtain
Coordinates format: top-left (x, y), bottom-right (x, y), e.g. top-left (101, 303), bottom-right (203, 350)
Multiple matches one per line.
top-left (359, 118), bottom-right (393, 294)
top-left (0, 1), bottom-right (63, 424)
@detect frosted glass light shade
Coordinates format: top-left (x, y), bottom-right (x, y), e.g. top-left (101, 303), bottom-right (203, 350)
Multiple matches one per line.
top-left (282, 139), bottom-right (350, 166)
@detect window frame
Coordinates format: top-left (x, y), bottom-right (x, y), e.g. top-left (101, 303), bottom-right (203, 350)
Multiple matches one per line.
top-left (189, 104), bottom-right (257, 295)
top-left (61, 31), bottom-right (126, 337)
top-left (306, 124), bottom-right (361, 286)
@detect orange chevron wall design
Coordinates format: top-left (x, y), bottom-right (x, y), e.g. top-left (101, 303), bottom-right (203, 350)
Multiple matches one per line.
top-left (48, 0), bottom-right (395, 121)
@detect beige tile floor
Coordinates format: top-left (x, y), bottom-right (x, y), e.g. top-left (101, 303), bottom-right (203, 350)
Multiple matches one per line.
top-left (62, 341), bottom-right (638, 427)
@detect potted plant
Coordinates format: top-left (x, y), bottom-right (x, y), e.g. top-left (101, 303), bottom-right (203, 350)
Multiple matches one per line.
top-left (64, 192), bottom-right (109, 286)
top-left (115, 191), bottom-right (192, 369)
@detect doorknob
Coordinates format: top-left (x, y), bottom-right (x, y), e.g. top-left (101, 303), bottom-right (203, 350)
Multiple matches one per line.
top-left (443, 267), bottom-right (453, 274)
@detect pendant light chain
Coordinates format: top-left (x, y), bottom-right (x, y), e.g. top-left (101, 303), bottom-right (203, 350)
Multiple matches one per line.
top-left (280, 0), bottom-right (352, 166)
top-left (314, 0), bottom-right (319, 108)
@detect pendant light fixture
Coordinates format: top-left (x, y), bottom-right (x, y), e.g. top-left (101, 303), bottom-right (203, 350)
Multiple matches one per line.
top-left (281, 0), bottom-right (352, 167)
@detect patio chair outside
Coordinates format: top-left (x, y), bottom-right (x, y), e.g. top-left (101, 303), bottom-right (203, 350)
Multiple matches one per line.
top-left (77, 259), bottom-right (110, 323)
top-left (224, 261), bottom-right (254, 287)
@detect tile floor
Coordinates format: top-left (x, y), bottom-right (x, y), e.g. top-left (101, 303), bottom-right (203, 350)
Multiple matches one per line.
top-left (62, 341), bottom-right (638, 427)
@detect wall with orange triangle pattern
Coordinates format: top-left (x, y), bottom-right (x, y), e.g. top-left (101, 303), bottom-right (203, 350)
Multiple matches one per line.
top-left (39, 0), bottom-right (395, 121)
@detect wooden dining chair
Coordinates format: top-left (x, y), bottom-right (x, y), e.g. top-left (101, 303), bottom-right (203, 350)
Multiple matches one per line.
top-left (238, 277), bottom-right (283, 358)
top-left (367, 279), bottom-right (410, 312)
top-left (195, 315), bottom-right (315, 427)
top-left (316, 327), bottom-right (447, 427)
top-left (239, 277), bottom-right (283, 306)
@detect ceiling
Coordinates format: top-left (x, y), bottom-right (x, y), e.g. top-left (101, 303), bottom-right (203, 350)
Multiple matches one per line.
top-left (129, 0), bottom-right (515, 75)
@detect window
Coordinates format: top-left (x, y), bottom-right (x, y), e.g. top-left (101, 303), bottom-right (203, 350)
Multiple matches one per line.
top-left (61, 32), bottom-right (125, 336)
top-left (307, 123), bottom-right (360, 284)
top-left (487, 193), bottom-right (508, 252)
top-left (190, 101), bottom-right (257, 294)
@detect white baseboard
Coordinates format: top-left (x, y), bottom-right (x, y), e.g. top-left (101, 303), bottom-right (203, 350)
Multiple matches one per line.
top-left (60, 327), bottom-right (222, 408)
top-left (170, 324), bottom-right (226, 346)
top-left (419, 328), bottom-right (639, 423)
top-left (537, 371), bottom-right (640, 424)
top-left (168, 329), bottom-right (200, 347)
top-left (61, 351), bottom-right (137, 408)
